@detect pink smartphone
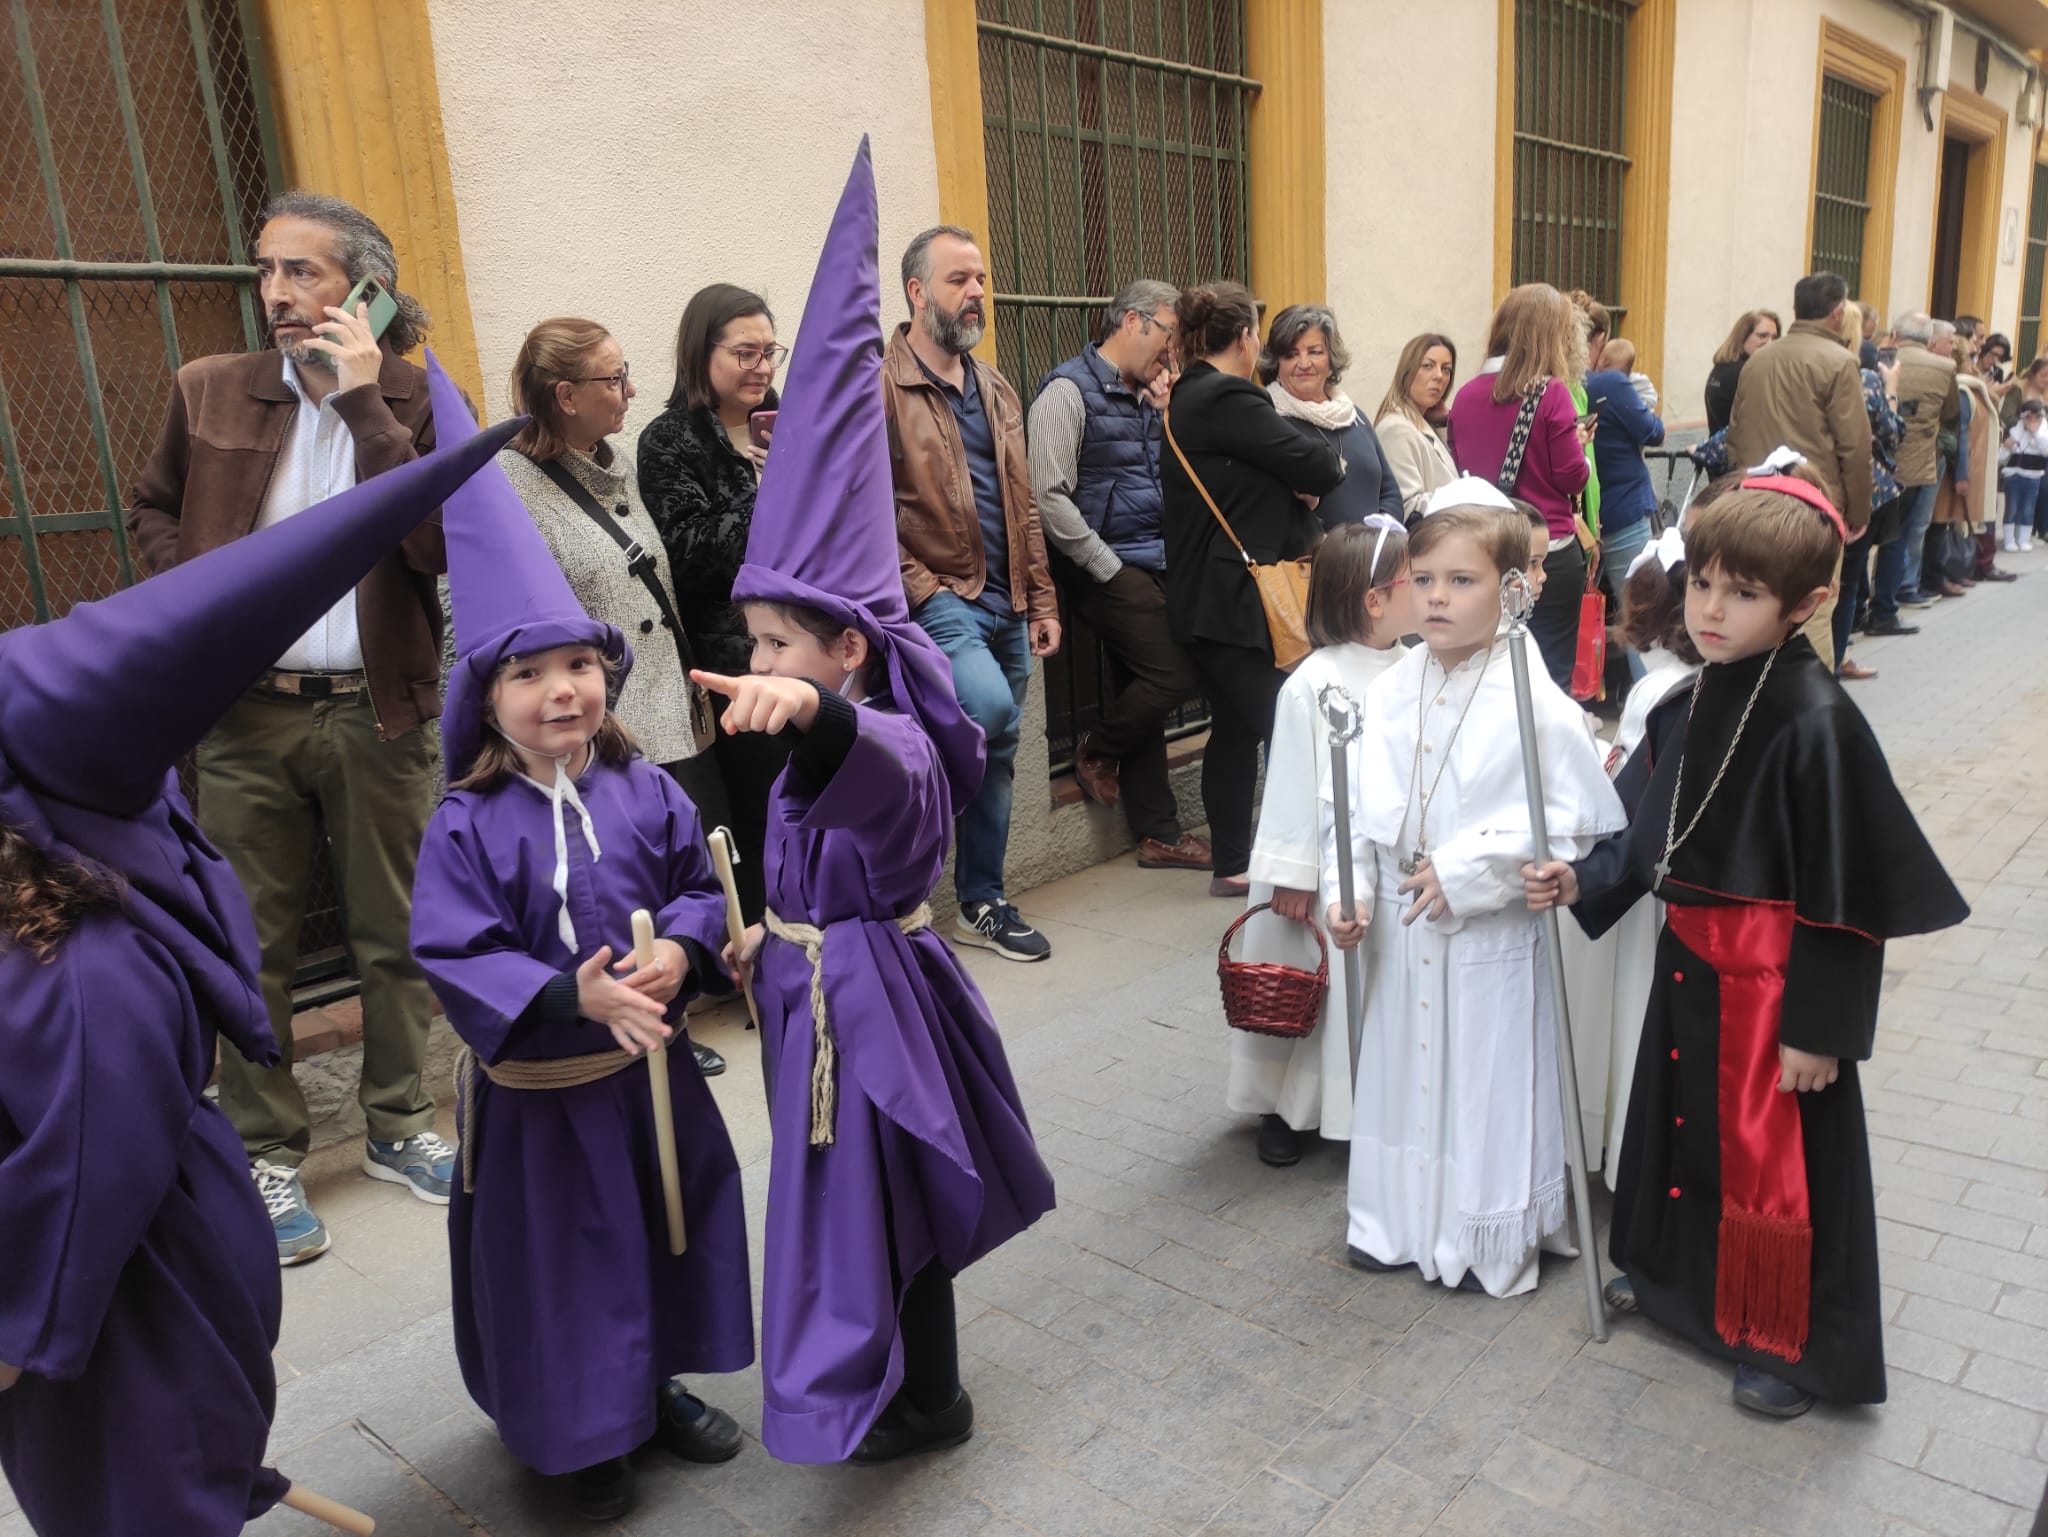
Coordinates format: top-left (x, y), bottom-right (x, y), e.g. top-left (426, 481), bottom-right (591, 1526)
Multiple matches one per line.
top-left (748, 410), bottom-right (777, 448)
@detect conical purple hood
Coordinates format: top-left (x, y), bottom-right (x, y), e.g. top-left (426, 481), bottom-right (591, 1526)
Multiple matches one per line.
top-left (732, 137), bottom-right (985, 805)
top-left (0, 400), bottom-right (522, 817)
top-left (428, 352), bottom-right (624, 781)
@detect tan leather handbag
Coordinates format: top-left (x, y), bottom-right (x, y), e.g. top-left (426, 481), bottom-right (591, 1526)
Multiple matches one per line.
top-left (1163, 407), bottom-right (1313, 670)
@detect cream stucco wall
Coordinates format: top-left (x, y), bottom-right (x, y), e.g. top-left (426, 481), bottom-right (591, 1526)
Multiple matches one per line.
top-left (1324, 0), bottom-right (1501, 418)
top-left (425, 0), bottom-right (942, 433)
top-left (1663, 0), bottom-right (2041, 425)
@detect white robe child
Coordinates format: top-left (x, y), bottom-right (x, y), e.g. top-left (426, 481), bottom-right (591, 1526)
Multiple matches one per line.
top-left (1560, 647), bottom-right (1699, 1187)
top-left (1339, 639), bottom-right (1626, 1296)
top-left (1228, 642), bottom-right (1404, 1138)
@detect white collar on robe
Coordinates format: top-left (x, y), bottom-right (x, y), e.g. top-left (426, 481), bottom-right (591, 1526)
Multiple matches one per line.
top-left (509, 745), bottom-right (603, 950)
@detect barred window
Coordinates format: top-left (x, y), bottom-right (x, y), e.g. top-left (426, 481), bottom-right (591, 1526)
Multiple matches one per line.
top-left (977, 0), bottom-right (1254, 773)
top-left (1811, 76), bottom-right (1877, 299)
top-left (2020, 161), bottom-right (2048, 368)
top-left (1509, 0), bottom-right (1632, 324)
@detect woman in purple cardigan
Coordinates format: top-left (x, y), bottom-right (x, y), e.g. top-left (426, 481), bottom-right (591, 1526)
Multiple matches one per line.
top-left (1448, 283), bottom-right (1594, 687)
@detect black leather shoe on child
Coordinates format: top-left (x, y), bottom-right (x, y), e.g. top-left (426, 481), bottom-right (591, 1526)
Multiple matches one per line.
top-left (849, 1389), bottom-right (975, 1464)
top-left (1732, 1364), bottom-right (1815, 1419)
top-left (569, 1456), bottom-right (635, 1522)
top-left (1256, 1114), bottom-right (1303, 1167)
top-left (656, 1379), bottom-right (744, 1463)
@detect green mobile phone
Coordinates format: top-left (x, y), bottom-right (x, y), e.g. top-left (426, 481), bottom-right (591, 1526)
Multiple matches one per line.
top-left (339, 274), bottom-right (399, 342)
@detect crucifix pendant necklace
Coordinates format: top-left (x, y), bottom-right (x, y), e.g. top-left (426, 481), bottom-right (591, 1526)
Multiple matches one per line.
top-left (1398, 646), bottom-right (1493, 876)
top-left (1654, 642), bottom-right (1781, 886)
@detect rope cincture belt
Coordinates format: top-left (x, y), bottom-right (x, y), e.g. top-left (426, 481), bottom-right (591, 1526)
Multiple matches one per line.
top-left (454, 1043), bottom-right (637, 1193)
top-left (762, 903), bottom-right (934, 1147)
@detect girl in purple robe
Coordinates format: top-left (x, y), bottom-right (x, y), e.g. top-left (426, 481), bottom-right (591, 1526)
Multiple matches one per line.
top-left (695, 138), bottom-right (1055, 1468)
top-left (0, 414), bottom-right (522, 1536)
top-left (409, 360), bottom-right (755, 1522)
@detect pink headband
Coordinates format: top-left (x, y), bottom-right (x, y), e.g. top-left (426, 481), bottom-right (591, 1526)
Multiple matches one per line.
top-left (1739, 475), bottom-right (1849, 544)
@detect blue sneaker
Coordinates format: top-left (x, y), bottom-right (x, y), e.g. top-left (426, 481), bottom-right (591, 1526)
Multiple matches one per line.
top-left (363, 1131), bottom-right (455, 1205)
top-left (252, 1159), bottom-right (329, 1267)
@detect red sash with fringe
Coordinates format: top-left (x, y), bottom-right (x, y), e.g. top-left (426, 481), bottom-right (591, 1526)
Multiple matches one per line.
top-left (1665, 902), bottom-right (1811, 1363)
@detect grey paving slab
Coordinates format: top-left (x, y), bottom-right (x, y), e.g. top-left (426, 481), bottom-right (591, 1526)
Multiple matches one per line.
top-left (10, 551), bottom-right (2048, 1537)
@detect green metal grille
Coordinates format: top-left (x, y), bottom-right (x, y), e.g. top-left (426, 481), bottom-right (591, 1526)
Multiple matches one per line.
top-left (1511, 0), bottom-right (1631, 324)
top-left (977, 0), bottom-right (1255, 773)
top-left (1812, 74), bottom-right (1876, 299)
top-left (2020, 161), bottom-right (2048, 368)
top-left (1, 0), bottom-right (279, 627)
top-left (976, 0), bottom-right (1255, 401)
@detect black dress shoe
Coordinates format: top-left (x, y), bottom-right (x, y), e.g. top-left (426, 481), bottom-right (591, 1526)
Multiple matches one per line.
top-left (1981, 567), bottom-right (2019, 582)
top-left (656, 1380), bottom-right (743, 1463)
top-left (1733, 1364), bottom-right (1816, 1419)
top-left (569, 1456), bottom-right (636, 1522)
top-left (1346, 1244), bottom-right (1406, 1273)
top-left (849, 1388), bottom-right (974, 1464)
top-left (1256, 1114), bottom-right (1303, 1167)
top-left (692, 1040), bottom-right (727, 1077)
top-left (1866, 618), bottom-right (1919, 636)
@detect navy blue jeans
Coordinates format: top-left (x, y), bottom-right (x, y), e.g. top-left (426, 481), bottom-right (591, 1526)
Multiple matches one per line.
top-left (914, 590), bottom-right (1032, 906)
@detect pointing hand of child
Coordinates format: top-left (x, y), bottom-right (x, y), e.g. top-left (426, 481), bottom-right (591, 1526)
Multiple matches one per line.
top-left (1520, 859), bottom-right (1580, 911)
top-left (690, 670), bottom-right (821, 735)
top-left (575, 945), bottom-right (672, 1056)
top-left (1396, 860), bottom-right (1450, 925)
top-left (613, 937), bottom-right (689, 1007)
top-left (1778, 1045), bottom-right (1839, 1094)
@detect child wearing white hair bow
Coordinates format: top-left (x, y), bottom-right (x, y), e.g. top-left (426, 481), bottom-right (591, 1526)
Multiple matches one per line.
top-left (1558, 522), bottom-right (1702, 1183)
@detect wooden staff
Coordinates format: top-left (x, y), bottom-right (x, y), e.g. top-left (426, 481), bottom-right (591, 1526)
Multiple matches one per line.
top-left (633, 908), bottom-right (687, 1256)
top-left (281, 1483), bottom-right (376, 1534)
top-left (705, 827), bottom-right (761, 1031)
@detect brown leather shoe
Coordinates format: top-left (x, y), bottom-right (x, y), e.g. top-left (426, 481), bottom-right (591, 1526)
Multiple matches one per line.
top-left (1136, 834), bottom-right (1214, 871)
top-left (1072, 734), bottom-right (1121, 808)
top-left (1208, 874), bottom-right (1250, 899)
top-left (1938, 580), bottom-right (1969, 597)
top-left (1838, 659), bottom-right (1878, 681)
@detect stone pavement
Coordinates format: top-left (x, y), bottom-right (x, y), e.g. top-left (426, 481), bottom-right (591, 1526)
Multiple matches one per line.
top-left (8, 553), bottom-right (2047, 1537)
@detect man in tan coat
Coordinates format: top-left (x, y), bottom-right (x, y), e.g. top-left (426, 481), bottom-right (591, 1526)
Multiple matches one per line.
top-left (1728, 271), bottom-right (1873, 664)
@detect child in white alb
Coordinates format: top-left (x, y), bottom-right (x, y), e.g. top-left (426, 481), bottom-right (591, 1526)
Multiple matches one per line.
top-left (1327, 479), bottom-right (1624, 1297)
top-left (1230, 516), bottom-right (1409, 1168)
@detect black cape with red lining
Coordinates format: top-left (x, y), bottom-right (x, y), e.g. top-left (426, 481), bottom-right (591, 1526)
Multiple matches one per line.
top-left (1570, 636), bottom-right (1967, 1403)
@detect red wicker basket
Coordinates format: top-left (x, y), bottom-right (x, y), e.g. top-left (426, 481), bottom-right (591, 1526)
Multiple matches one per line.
top-left (1217, 902), bottom-right (1328, 1039)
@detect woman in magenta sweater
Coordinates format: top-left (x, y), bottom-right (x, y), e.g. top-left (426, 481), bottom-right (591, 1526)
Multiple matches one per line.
top-left (1448, 283), bottom-right (1593, 687)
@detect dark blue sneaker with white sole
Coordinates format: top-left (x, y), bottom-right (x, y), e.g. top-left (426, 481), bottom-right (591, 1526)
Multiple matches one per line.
top-left (363, 1131), bottom-right (456, 1205)
top-left (954, 900), bottom-right (1051, 962)
top-left (253, 1159), bottom-right (329, 1266)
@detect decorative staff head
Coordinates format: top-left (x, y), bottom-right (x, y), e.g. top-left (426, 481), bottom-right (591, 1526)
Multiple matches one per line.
top-left (1316, 682), bottom-right (1363, 745)
top-left (1500, 565), bottom-right (1536, 631)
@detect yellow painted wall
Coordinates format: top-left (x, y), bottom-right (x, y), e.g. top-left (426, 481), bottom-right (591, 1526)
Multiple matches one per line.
top-left (256, 0), bottom-right (485, 410)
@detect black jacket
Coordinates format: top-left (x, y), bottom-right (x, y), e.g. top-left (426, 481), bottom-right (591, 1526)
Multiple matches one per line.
top-left (1703, 357), bottom-right (1746, 437)
top-left (636, 389), bottom-right (778, 676)
top-left (1159, 362), bottom-right (1344, 652)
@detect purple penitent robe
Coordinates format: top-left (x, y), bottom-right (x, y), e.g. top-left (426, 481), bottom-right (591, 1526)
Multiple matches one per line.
top-left (756, 700), bottom-right (1055, 1463)
top-left (411, 756), bottom-right (754, 1476)
top-left (0, 788), bottom-right (288, 1537)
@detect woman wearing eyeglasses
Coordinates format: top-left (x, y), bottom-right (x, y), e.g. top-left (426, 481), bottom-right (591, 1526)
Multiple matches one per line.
top-left (636, 284), bottom-right (790, 924)
top-left (497, 315), bottom-right (727, 1073)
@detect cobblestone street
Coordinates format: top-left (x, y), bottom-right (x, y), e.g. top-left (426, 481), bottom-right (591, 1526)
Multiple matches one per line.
top-left (10, 552), bottom-right (2048, 1537)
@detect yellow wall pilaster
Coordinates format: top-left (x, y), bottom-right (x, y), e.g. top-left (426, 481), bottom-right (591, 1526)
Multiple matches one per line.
top-left (923, 0), bottom-right (999, 366)
top-left (1245, 0), bottom-right (1325, 314)
top-left (255, 0), bottom-right (485, 410)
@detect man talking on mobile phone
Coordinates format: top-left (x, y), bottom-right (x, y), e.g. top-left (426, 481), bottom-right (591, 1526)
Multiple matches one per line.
top-left (126, 191), bottom-right (458, 1266)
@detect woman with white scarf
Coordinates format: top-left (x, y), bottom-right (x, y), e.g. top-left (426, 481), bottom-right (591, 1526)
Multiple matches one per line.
top-left (1260, 305), bottom-right (1404, 530)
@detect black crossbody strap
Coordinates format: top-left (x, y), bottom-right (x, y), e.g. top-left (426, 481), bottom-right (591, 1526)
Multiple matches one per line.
top-left (535, 457), bottom-right (697, 675)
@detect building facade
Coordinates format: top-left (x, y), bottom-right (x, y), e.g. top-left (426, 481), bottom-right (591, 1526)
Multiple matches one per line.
top-left (8, 0), bottom-right (2048, 907)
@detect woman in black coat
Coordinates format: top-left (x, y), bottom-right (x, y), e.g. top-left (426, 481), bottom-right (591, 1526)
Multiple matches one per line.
top-left (637, 282), bottom-right (788, 920)
top-left (1702, 308), bottom-right (1780, 436)
top-left (1160, 281), bottom-right (1345, 895)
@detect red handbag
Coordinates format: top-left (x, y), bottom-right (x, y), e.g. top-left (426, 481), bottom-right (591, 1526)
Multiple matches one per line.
top-left (1571, 535), bottom-right (1606, 702)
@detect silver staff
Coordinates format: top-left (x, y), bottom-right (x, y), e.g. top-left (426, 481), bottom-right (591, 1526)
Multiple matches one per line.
top-left (1316, 684), bottom-right (1366, 1092)
top-left (1499, 569), bottom-right (1608, 1343)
